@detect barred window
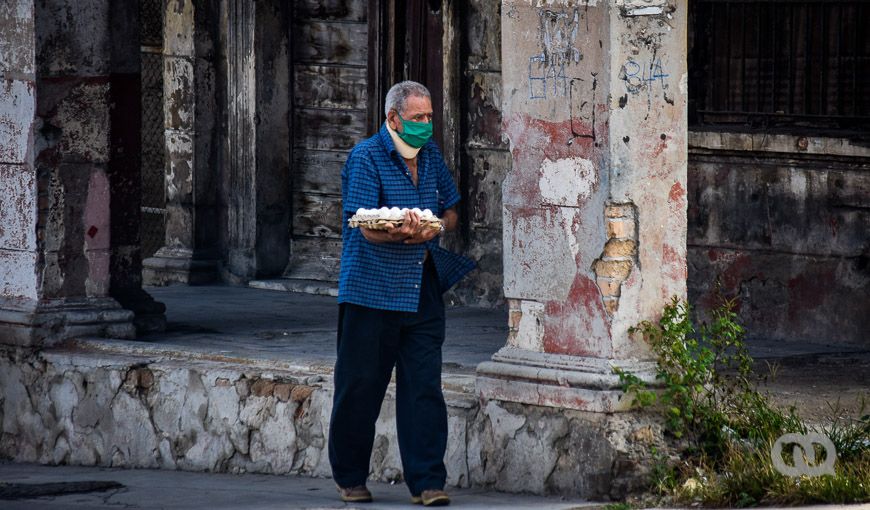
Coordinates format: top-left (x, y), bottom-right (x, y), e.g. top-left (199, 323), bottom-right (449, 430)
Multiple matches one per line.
top-left (689, 0), bottom-right (870, 132)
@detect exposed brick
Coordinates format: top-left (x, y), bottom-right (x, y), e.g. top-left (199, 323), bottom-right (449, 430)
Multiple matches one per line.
top-left (603, 239), bottom-right (637, 258)
top-left (606, 218), bottom-right (635, 240)
top-left (603, 297), bottom-right (619, 315)
top-left (604, 203), bottom-right (635, 219)
top-left (214, 377), bottom-right (231, 387)
top-left (596, 277), bottom-right (621, 297)
top-left (593, 259), bottom-right (632, 279)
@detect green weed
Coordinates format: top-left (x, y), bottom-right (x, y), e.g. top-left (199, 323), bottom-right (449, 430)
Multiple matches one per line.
top-left (615, 297), bottom-right (870, 507)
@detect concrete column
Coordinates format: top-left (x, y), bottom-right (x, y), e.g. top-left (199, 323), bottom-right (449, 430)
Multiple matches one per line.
top-left (221, 0), bottom-right (291, 282)
top-left (477, 0), bottom-right (688, 411)
top-left (143, 0), bottom-right (220, 285)
top-left (0, 0), bottom-right (142, 345)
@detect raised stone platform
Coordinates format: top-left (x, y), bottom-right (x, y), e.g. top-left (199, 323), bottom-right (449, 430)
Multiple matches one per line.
top-left (0, 336), bottom-right (660, 499)
top-left (0, 286), bottom-right (662, 499)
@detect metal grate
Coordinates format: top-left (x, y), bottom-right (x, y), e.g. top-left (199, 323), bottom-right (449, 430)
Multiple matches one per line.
top-left (689, 0), bottom-right (870, 132)
top-left (140, 0), bottom-right (163, 46)
top-left (140, 0), bottom-right (165, 258)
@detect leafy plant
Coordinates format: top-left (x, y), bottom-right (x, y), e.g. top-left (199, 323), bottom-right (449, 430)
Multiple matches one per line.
top-left (615, 297), bottom-right (870, 507)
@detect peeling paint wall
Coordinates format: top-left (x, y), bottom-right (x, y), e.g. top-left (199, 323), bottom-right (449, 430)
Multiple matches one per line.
top-left (445, 0), bottom-right (512, 308)
top-left (497, 0), bottom-right (687, 360)
top-left (0, 0), bottom-right (39, 302)
top-left (688, 132), bottom-right (870, 345)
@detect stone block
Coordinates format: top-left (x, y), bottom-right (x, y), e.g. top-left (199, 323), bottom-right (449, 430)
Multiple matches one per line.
top-left (606, 218), bottom-right (636, 240)
top-left (165, 130), bottom-right (194, 201)
top-left (605, 203), bottom-right (636, 219)
top-left (596, 277), bottom-right (621, 297)
top-left (35, 0), bottom-right (111, 76)
top-left (0, 248), bottom-right (38, 299)
top-left (465, 0), bottom-right (501, 70)
top-left (0, 1), bottom-right (36, 75)
top-left (603, 239), bottom-right (637, 258)
top-left (0, 164), bottom-right (37, 251)
top-left (163, 56), bottom-right (194, 130)
top-left (592, 259), bottom-right (632, 279)
top-left (36, 79), bottom-right (111, 164)
top-left (466, 73), bottom-right (507, 150)
top-left (0, 79), bottom-right (35, 164)
top-left (163, 0), bottom-right (195, 57)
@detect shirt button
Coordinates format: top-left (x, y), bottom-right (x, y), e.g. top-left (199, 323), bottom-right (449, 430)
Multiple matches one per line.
top-left (414, 284), bottom-right (419, 289)
top-left (417, 261), bottom-right (423, 265)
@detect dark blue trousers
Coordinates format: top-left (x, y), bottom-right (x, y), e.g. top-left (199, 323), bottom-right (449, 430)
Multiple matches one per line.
top-left (328, 259), bottom-right (448, 495)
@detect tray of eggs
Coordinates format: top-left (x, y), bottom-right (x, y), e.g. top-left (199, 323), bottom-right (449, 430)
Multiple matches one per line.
top-left (348, 207), bottom-right (442, 231)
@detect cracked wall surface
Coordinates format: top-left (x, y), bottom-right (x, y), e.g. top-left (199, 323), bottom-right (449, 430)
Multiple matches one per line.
top-left (0, 346), bottom-right (664, 499)
top-left (688, 133), bottom-right (870, 345)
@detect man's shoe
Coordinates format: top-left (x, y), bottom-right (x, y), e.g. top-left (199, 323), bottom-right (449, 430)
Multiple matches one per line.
top-left (412, 489), bottom-right (450, 506)
top-left (336, 484), bottom-right (373, 503)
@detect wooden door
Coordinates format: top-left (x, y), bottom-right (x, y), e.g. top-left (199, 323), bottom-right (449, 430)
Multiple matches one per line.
top-left (285, 0), bottom-right (369, 283)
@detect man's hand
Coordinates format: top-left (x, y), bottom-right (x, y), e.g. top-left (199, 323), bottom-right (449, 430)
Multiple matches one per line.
top-left (359, 210), bottom-right (441, 245)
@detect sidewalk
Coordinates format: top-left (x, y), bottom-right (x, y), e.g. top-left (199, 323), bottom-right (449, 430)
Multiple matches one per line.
top-left (2, 462), bottom-right (868, 510)
top-left (0, 461), bottom-right (594, 509)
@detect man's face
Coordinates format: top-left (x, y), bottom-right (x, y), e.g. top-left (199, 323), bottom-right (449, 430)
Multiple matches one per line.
top-left (388, 95), bottom-right (433, 133)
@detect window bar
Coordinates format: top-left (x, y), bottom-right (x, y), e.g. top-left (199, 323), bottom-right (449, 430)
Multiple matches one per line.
top-left (771, 2), bottom-right (778, 114)
top-left (740, 3), bottom-right (747, 112)
top-left (756, 3), bottom-right (763, 113)
top-left (804, 4), bottom-right (813, 115)
top-left (819, 5), bottom-right (828, 116)
top-left (725, 3), bottom-right (732, 112)
top-left (854, 4), bottom-right (860, 115)
top-left (836, 4), bottom-right (844, 116)
top-left (707, 3), bottom-right (715, 116)
top-left (787, 6), bottom-right (795, 114)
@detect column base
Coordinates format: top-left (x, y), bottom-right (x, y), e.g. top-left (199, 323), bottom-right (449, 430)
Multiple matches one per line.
top-left (112, 287), bottom-right (167, 334)
top-left (0, 297), bottom-right (136, 348)
top-left (142, 247), bottom-right (218, 286)
top-left (476, 347), bottom-right (657, 412)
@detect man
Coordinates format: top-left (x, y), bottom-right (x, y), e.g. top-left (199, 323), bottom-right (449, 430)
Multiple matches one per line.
top-left (329, 81), bottom-right (474, 506)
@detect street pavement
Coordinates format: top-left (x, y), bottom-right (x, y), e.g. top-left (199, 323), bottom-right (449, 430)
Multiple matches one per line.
top-left (0, 461), bottom-right (596, 509)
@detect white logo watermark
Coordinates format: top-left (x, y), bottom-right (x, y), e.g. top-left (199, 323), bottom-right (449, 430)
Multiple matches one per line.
top-left (771, 432), bottom-right (837, 477)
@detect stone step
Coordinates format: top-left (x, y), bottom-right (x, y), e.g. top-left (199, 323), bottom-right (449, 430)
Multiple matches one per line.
top-left (248, 278), bottom-right (338, 297)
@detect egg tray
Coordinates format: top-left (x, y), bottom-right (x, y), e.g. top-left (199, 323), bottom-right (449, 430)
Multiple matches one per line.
top-left (348, 218), bottom-right (442, 231)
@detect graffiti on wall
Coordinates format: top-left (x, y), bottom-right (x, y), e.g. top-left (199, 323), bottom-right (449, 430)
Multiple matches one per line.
top-left (619, 58), bottom-right (669, 95)
top-left (528, 9), bottom-right (583, 100)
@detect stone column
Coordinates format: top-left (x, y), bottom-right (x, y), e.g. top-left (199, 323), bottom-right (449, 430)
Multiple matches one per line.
top-left (0, 0), bottom-right (141, 345)
top-left (477, 0), bottom-right (688, 412)
top-left (107, 2), bottom-right (166, 332)
top-left (221, 0), bottom-right (291, 281)
top-left (143, 0), bottom-right (220, 285)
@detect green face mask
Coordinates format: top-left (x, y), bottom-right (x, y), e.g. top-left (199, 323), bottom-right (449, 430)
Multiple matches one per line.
top-left (397, 115), bottom-right (433, 148)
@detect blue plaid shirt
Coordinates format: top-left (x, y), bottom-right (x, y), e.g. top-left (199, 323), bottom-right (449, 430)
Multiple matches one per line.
top-left (338, 124), bottom-right (475, 312)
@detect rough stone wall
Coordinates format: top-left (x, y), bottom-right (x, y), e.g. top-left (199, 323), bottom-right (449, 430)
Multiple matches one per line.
top-left (447, 0), bottom-right (511, 308)
top-left (688, 132), bottom-right (870, 345)
top-left (0, 345), bottom-right (663, 499)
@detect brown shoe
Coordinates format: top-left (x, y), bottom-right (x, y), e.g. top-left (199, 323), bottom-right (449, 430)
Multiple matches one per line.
top-left (413, 489), bottom-right (449, 506)
top-left (336, 484), bottom-right (372, 503)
